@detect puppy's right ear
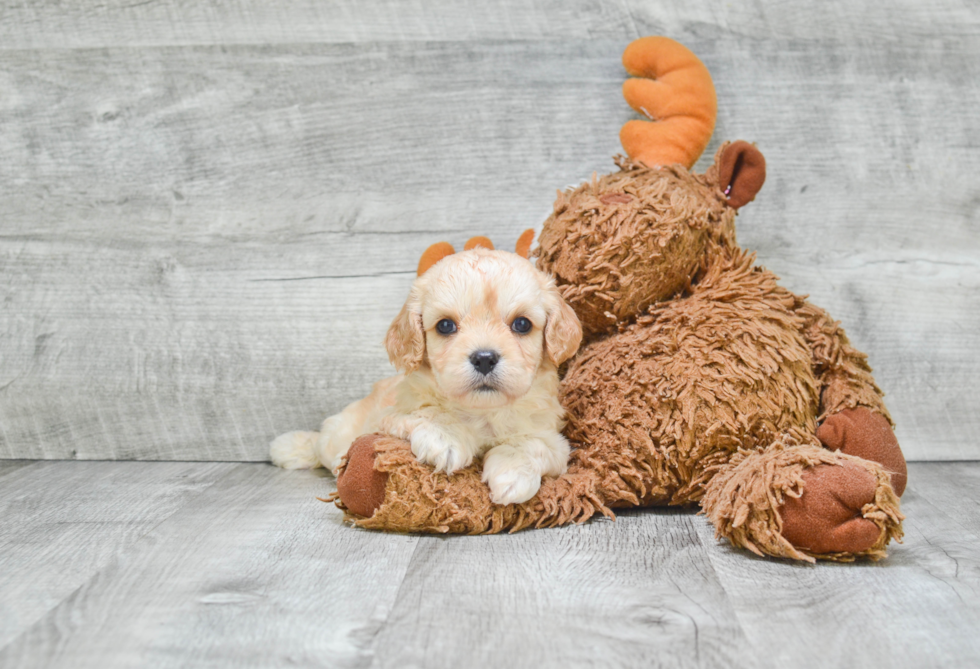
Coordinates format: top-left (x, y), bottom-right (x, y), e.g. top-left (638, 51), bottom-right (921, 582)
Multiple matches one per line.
top-left (385, 300), bottom-right (426, 372)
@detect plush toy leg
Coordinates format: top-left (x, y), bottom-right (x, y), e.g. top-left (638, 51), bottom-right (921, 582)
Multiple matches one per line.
top-left (333, 434), bottom-right (612, 534)
top-left (701, 435), bottom-right (903, 562)
top-left (796, 301), bottom-right (908, 495)
top-left (796, 300), bottom-right (890, 419)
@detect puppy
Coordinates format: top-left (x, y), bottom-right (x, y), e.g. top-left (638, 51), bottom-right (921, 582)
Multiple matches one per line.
top-left (270, 240), bottom-right (582, 505)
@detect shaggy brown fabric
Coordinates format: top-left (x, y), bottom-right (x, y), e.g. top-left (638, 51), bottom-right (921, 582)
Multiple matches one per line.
top-left (795, 302), bottom-right (890, 422)
top-left (701, 434), bottom-right (903, 562)
top-left (535, 154), bottom-right (733, 341)
top-left (559, 246), bottom-right (820, 509)
top-left (335, 435), bottom-right (612, 534)
top-left (333, 142), bottom-right (906, 561)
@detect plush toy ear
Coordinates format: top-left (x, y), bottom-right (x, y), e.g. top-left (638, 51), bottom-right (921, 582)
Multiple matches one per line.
top-left (384, 300), bottom-right (426, 372)
top-left (417, 242), bottom-right (455, 276)
top-left (716, 140), bottom-right (766, 210)
top-left (543, 289), bottom-right (583, 366)
top-left (514, 229), bottom-right (534, 259)
top-left (464, 236), bottom-right (494, 251)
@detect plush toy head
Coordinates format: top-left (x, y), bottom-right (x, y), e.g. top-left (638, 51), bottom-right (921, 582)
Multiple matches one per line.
top-left (531, 37), bottom-right (764, 340)
top-left (537, 143), bottom-right (765, 340)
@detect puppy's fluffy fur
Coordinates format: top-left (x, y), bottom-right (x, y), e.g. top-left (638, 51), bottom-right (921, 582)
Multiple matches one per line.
top-left (270, 247), bottom-right (582, 505)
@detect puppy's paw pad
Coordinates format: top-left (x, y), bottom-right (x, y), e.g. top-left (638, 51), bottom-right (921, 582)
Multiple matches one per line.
top-left (270, 431), bottom-right (320, 469)
top-left (410, 425), bottom-right (471, 473)
top-left (485, 469), bottom-right (542, 505)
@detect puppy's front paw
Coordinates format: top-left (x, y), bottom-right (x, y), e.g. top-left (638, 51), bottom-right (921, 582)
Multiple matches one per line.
top-left (484, 466), bottom-right (542, 505)
top-left (410, 424), bottom-right (472, 474)
top-left (482, 441), bottom-right (557, 505)
top-left (482, 442), bottom-right (543, 505)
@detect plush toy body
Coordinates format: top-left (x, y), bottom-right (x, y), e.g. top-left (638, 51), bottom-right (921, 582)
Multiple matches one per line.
top-left (333, 38), bottom-right (906, 562)
top-left (537, 150), bottom-right (904, 560)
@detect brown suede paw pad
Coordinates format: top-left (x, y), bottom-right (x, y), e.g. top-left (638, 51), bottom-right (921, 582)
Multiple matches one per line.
top-left (779, 462), bottom-right (882, 555)
top-left (335, 433), bottom-right (389, 518)
top-left (817, 408), bottom-right (907, 496)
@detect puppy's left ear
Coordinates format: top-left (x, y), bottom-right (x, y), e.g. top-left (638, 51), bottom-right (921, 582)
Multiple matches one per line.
top-left (385, 300), bottom-right (426, 372)
top-left (544, 288), bottom-right (583, 366)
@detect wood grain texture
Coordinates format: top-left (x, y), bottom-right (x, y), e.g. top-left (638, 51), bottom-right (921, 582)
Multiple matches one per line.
top-left (0, 2), bottom-right (978, 461)
top-left (372, 511), bottom-right (760, 668)
top-left (0, 460), bottom-right (235, 648)
top-left (0, 0), bottom-right (976, 48)
top-left (701, 463), bottom-right (980, 667)
top-left (0, 464), bottom-right (420, 668)
top-left (0, 460), bottom-right (33, 480)
top-left (1, 461), bottom-right (979, 666)
top-left (0, 0), bottom-right (634, 48)
top-left (905, 462), bottom-right (980, 536)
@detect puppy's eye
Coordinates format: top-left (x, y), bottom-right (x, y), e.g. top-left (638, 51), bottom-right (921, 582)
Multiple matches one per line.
top-left (511, 317), bottom-right (532, 334)
top-left (436, 319), bottom-right (457, 335)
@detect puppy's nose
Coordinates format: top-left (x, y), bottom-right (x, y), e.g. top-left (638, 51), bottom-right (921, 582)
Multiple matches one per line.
top-left (470, 350), bottom-right (500, 376)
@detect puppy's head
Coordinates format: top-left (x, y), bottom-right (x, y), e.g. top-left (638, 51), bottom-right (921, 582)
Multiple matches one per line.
top-left (385, 242), bottom-right (582, 408)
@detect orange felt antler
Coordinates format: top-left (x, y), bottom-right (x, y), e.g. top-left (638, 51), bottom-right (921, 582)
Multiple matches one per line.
top-left (619, 36), bottom-right (717, 169)
top-left (417, 241), bottom-right (455, 276)
top-left (514, 229), bottom-right (534, 258)
top-left (417, 232), bottom-right (532, 276)
top-left (463, 236), bottom-right (494, 251)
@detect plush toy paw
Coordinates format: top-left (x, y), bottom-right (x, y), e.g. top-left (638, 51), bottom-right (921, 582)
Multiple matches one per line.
top-left (817, 407), bottom-right (907, 496)
top-left (410, 424), bottom-right (473, 474)
top-left (779, 461), bottom-right (882, 555)
top-left (335, 434), bottom-right (389, 518)
top-left (703, 440), bottom-right (903, 561)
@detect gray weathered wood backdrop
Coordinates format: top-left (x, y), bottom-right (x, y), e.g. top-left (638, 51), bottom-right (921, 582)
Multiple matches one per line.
top-left (1, 1), bottom-right (977, 461)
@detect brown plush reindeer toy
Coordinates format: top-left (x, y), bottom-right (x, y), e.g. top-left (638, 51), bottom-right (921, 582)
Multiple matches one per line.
top-left (334, 37), bottom-right (907, 561)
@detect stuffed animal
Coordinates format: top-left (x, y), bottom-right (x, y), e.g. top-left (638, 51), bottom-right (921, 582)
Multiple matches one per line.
top-left (331, 37), bottom-right (906, 562)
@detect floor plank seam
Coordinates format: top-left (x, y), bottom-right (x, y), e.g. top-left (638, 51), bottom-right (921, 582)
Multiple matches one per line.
top-left (366, 534), bottom-right (425, 669)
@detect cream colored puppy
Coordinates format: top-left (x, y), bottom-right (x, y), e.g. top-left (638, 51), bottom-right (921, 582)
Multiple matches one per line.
top-left (270, 244), bottom-right (582, 505)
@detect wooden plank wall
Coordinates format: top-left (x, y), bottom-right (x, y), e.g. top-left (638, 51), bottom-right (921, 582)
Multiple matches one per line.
top-left (1, 1), bottom-right (977, 461)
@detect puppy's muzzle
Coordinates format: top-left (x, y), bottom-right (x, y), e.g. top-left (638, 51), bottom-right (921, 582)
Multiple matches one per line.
top-left (469, 350), bottom-right (500, 376)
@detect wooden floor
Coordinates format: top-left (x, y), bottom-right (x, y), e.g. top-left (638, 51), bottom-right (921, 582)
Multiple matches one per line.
top-left (0, 460), bottom-right (977, 667)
